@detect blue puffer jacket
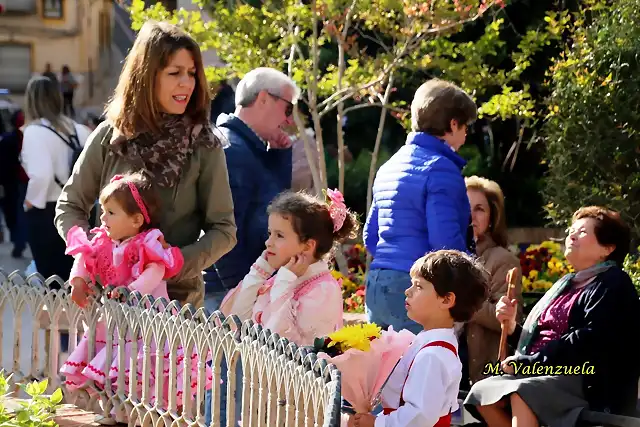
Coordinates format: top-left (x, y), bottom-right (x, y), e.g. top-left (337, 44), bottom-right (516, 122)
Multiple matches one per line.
top-left (205, 114), bottom-right (292, 291)
top-left (363, 132), bottom-right (471, 273)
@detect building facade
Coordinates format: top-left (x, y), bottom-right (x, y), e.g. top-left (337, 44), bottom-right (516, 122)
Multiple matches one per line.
top-left (0, 0), bottom-right (112, 107)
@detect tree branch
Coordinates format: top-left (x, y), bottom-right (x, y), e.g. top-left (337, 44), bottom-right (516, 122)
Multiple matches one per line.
top-left (335, 0), bottom-right (359, 193)
top-left (367, 72), bottom-right (395, 210)
top-left (353, 24), bottom-right (391, 53)
top-left (342, 102), bottom-right (406, 115)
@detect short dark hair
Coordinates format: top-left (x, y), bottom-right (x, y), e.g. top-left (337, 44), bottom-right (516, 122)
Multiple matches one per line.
top-left (99, 172), bottom-right (162, 232)
top-left (267, 191), bottom-right (360, 259)
top-left (410, 250), bottom-right (489, 322)
top-left (411, 78), bottom-right (477, 136)
top-left (572, 206), bottom-right (631, 265)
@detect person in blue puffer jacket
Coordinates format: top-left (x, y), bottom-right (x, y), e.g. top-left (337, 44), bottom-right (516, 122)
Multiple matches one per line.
top-left (363, 78), bottom-right (477, 334)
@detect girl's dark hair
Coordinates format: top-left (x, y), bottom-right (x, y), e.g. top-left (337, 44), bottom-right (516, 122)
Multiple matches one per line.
top-left (267, 190), bottom-right (360, 259)
top-left (410, 250), bottom-right (489, 322)
top-left (99, 172), bottom-right (161, 232)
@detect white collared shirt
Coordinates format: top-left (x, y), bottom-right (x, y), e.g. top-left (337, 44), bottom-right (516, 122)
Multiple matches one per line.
top-left (375, 328), bottom-right (461, 427)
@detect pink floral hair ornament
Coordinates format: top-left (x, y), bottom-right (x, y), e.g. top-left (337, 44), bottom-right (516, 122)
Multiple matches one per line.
top-left (110, 174), bottom-right (151, 224)
top-left (326, 188), bottom-right (347, 232)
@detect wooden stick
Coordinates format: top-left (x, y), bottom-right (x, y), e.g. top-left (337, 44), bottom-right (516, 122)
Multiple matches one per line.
top-left (498, 267), bottom-right (518, 361)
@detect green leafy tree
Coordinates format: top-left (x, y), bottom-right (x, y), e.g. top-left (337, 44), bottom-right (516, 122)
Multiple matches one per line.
top-left (542, 0), bottom-right (640, 245)
top-left (128, 0), bottom-right (565, 203)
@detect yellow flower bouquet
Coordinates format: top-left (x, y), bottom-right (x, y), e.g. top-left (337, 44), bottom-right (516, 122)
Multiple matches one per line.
top-left (312, 323), bottom-right (415, 414)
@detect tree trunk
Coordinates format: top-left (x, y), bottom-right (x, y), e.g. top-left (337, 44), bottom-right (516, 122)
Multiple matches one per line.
top-left (293, 109), bottom-right (322, 196)
top-left (365, 73), bottom-right (395, 269)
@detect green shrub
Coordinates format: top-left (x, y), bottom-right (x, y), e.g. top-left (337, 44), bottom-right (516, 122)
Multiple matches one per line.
top-left (624, 249), bottom-right (640, 295)
top-left (542, 0), bottom-right (640, 246)
top-left (0, 372), bottom-right (63, 427)
top-left (327, 146), bottom-right (393, 218)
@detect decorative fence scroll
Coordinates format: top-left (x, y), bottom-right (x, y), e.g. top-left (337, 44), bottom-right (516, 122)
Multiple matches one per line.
top-left (0, 268), bottom-right (341, 427)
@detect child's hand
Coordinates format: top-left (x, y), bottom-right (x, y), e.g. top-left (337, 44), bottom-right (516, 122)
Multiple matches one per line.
top-left (158, 235), bottom-right (170, 249)
top-left (70, 277), bottom-right (91, 308)
top-left (108, 287), bottom-right (127, 302)
top-left (347, 413), bottom-right (376, 427)
top-left (284, 253), bottom-right (312, 277)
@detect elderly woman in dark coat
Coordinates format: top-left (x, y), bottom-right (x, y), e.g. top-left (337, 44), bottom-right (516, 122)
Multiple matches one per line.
top-left (464, 206), bottom-right (640, 427)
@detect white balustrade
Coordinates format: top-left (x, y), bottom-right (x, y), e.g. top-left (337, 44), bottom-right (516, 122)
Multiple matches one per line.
top-left (0, 268), bottom-right (342, 427)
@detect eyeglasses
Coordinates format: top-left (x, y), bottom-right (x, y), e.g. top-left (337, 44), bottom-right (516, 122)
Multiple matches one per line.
top-left (268, 92), bottom-right (294, 117)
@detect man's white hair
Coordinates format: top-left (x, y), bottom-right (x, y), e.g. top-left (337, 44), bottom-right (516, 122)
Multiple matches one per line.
top-left (235, 67), bottom-right (301, 107)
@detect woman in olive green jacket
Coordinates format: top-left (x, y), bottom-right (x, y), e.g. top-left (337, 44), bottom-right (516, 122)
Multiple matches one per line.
top-left (55, 21), bottom-right (237, 308)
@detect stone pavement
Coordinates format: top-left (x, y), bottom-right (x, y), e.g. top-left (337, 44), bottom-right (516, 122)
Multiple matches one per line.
top-left (0, 234), bottom-right (31, 276)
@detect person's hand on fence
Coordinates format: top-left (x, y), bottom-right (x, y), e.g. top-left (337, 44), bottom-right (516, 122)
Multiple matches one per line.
top-left (496, 295), bottom-right (517, 335)
top-left (108, 287), bottom-right (128, 302)
top-left (70, 277), bottom-right (92, 308)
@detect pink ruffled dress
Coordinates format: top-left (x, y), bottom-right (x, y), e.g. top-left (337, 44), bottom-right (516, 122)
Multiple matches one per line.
top-left (59, 225), bottom-right (212, 405)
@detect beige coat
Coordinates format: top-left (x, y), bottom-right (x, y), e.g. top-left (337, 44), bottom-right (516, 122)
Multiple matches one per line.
top-left (55, 121), bottom-right (237, 308)
top-left (466, 235), bottom-right (523, 384)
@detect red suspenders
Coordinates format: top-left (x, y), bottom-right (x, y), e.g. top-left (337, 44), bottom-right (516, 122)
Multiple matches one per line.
top-left (382, 340), bottom-right (458, 427)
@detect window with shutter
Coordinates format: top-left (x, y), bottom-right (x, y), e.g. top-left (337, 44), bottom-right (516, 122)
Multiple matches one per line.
top-left (0, 44), bottom-right (32, 92)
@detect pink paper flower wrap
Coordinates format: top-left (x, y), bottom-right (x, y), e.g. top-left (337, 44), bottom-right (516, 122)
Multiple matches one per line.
top-left (317, 327), bottom-right (415, 414)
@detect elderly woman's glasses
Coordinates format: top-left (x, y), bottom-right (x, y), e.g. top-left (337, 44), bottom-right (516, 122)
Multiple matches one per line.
top-left (268, 92), bottom-right (294, 117)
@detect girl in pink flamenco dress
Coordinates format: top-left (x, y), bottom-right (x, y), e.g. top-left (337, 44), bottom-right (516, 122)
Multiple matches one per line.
top-left (59, 173), bottom-right (212, 406)
top-left (219, 189), bottom-right (360, 347)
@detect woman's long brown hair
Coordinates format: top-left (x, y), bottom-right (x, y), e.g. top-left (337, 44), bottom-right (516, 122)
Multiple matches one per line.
top-left (105, 21), bottom-right (210, 137)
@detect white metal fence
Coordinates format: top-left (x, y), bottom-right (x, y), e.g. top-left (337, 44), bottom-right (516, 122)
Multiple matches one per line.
top-left (0, 268), bottom-right (341, 427)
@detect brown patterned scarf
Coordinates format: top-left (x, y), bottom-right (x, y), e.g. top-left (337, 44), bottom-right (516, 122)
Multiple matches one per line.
top-left (109, 114), bottom-right (221, 187)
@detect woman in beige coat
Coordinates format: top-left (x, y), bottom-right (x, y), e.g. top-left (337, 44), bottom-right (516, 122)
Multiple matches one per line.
top-left (55, 21), bottom-right (237, 308)
top-left (462, 176), bottom-right (523, 386)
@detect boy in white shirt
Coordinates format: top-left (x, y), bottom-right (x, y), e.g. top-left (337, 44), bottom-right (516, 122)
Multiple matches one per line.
top-left (349, 250), bottom-right (489, 427)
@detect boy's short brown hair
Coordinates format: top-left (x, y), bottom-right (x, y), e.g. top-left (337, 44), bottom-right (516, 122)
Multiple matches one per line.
top-left (411, 79), bottom-right (477, 136)
top-left (410, 249), bottom-right (489, 322)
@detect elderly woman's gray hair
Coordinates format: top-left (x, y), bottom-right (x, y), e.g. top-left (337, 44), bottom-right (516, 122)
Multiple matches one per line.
top-left (235, 67), bottom-right (301, 107)
top-left (25, 76), bottom-right (73, 135)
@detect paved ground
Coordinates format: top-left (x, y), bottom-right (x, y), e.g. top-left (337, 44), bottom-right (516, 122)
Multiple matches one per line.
top-left (0, 235), bottom-right (31, 276)
top-left (0, 235), bottom-right (43, 380)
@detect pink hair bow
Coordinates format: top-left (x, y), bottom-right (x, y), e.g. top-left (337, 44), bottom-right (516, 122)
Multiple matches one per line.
top-left (326, 188), bottom-right (347, 232)
top-left (109, 174), bottom-right (151, 224)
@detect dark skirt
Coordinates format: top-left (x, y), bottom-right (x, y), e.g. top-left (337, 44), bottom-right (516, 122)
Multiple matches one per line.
top-left (464, 374), bottom-right (588, 427)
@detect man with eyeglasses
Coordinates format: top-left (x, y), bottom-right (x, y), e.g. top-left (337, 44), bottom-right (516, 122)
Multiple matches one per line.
top-left (204, 66), bottom-right (299, 302)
